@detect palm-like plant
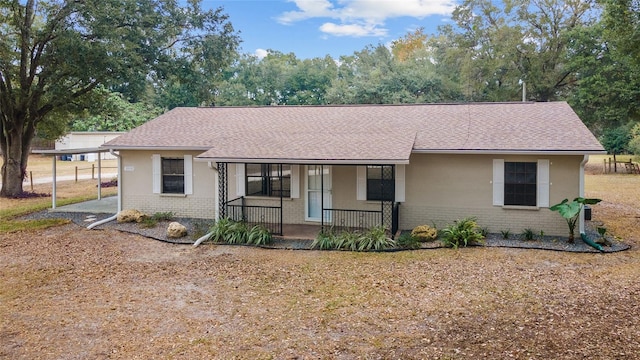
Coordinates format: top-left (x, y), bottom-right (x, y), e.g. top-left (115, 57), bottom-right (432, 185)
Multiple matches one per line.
top-left (549, 197), bottom-right (601, 243)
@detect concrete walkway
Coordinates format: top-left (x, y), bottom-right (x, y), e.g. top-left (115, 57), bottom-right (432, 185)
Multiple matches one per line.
top-left (51, 196), bottom-right (118, 214)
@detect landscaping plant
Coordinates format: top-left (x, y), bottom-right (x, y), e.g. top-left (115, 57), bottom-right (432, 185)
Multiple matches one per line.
top-left (311, 231), bottom-right (336, 250)
top-left (207, 218), bottom-right (272, 245)
top-left (549, 197), bottom-right (602, 243)
top-left (312, 226), bottom-right (395, 251)
top-left (521, 228), bottom-right (535, 241)
top-left (247, 225), bottom-right (273, 245)
top-left (396, 232), bottom-right (421, 249)
top-left (440, 217), bottom-right (485, 249)
top-left (359, 226), bottom-right (395, 251)
top-left (410, 225), bottom-right (438, 242)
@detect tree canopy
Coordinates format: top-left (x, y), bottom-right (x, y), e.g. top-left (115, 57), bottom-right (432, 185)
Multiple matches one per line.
top-left (0, 0), bottom-right (239, 197)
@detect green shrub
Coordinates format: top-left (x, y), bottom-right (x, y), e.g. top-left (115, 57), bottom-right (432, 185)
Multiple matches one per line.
top-left (152, 211), bottom-right (175, 221)
top-left (226, 221), bottom-right (248, 244)
top-left (312, 226), bottom-right (395, 251)
top-left (521, 228), bottom-right (535, 241)
top-left (410, 225), bottom-right (438, 242)
top-left (500, 230), bottom-right (511, 239)
top-left (359, 226), bottom-right (395, 251)
top-left (342, 231), bottom-right (365, 251)
top-left (397, 232), bottom-right (421, 249)
top-left (311, 231), bottom-right (336, 250)
top-left (207, 217), bottom-right (234, 243)
top-left (139, 217), bottom-right (158, 228)
top-left (480, 226), bottom-right (490, 237)
top-left (441, 217), bottom-right (484, 249)
top-left (247, 225), bottom-right (273, 245)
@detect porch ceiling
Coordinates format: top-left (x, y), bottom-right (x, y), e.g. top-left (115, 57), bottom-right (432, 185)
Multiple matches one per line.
top-left (195, 130), bottom-right (416, 165)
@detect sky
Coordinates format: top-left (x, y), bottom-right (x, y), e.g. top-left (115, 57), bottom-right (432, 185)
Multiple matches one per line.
top-left (204, 0), bottom-right (459, 60)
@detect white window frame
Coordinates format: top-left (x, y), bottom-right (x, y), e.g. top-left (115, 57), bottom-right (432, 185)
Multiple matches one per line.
top-left (356, 165), bottom-right (405, 202)
top-left (493, 159), bottom-right (549, 207)
top-left (237, 163), bottom-right (299, 199)
top-left (152, 154), bottom-right (192, 195)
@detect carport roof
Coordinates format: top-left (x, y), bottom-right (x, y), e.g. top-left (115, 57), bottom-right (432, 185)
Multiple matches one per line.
top-left (32, 147), bottom-right (111, 155)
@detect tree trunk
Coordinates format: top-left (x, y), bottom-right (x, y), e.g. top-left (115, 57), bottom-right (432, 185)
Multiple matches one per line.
top-left (0, 128), bottom-right (30, 198)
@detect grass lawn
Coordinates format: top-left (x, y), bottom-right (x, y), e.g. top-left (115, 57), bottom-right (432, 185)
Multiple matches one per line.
top-left (0, 156), bottom-right (639, 358)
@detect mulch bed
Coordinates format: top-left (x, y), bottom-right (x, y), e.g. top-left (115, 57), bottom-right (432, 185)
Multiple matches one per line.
top-left (21, 211), bottom-right (630, 253)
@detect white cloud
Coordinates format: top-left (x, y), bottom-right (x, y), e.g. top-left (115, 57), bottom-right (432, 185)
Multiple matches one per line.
top-left (278, 0), bottom-right (337, 24)
top-left (255, 49), bottom-right (268, 59)
top-left (278, 0), bottom-right (456, 37)
top-left (319, 22), bottom-right (387, 37)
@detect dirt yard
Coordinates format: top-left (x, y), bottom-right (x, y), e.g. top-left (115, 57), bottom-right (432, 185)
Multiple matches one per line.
top-left (1, 158), bottom-right (640, 359)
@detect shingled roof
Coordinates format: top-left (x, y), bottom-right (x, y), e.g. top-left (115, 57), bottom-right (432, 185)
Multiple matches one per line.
top-left (103, 102), bottom-right (604, 164)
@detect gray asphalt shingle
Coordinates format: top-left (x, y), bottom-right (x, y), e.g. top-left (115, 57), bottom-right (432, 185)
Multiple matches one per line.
top-left (103, 102), bottom-right (604, 163)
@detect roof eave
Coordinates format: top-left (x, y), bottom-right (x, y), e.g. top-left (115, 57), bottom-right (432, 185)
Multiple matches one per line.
top-left (102, 145), bottom-right (212, 151)
top-left (412, 149), bottom-right (607, 155)
top-left (194, 157), bottom-right (410, 165)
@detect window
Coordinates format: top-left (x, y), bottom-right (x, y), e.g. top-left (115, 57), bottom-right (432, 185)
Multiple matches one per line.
top-left (504, 162), bottom-right (537, 206)
top-left (162, 158), bottom-right (184, 194)
top-left (366, 165), bottom-right (395, 201)
top-left (246, 164), bottom-right (291, 197)
top-left (152, 154), bottom-right (192, 195)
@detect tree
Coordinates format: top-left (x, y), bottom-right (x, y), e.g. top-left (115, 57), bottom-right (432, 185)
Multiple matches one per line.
top-left (430, 0), bottom-right (598, 102)
top-left (601, 125), bottom-right (632, 171)
top-left (70, 88), bottom-right (163, 132)
top-left (600, 0), bottom-right (640, 67)
top-left (565, 23), bottom-right (640, 133)
top-left (391, 28), bottom-right (428, 62)
top-left (0, 0), bottom-right (239, 197)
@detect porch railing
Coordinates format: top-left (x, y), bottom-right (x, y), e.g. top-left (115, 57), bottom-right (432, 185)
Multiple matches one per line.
top-left (225, 196), bottom-right (283, 235)
top-left (323, 202), bottom-right (400, 237)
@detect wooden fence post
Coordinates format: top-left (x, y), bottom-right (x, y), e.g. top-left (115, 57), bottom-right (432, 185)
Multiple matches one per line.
top-left (75, 166), bottom-right (78, 182)
top-left (92, 163), bottom-right (95, 179)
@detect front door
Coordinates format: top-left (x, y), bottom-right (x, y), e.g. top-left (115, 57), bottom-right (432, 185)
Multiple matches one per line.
top-left (306, 165), bottom-right (332, 222)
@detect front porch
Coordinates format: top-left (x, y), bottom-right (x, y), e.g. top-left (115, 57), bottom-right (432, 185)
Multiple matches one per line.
top-left (215, 163), bottom-right (401, 238)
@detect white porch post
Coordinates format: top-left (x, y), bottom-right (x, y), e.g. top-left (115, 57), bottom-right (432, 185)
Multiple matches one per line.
top-left (97, 153), bottom-right (102, 200)
top-left (51, 156), bottom-right (57, 209)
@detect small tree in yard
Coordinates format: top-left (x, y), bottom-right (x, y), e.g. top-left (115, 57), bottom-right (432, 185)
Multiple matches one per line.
top-left (601, 126), bottom-right (631, 172)
top-left (549, 198), bottom-right (602, 243)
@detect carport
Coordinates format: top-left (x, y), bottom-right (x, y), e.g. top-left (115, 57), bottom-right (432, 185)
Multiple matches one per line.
top-left (31, 147), bottom-right (114, 210)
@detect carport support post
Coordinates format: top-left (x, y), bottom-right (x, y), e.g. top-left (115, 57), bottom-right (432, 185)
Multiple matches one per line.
top-left (51, 156), bottom-right (57, 209)
top-left (97, 153), bottom-right (102, 200)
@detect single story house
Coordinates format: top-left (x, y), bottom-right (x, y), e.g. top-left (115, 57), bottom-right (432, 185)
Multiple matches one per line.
top-left (102, 102), bottom-right (604, 237)
top-left (56, 131), bottom-right (124, 161)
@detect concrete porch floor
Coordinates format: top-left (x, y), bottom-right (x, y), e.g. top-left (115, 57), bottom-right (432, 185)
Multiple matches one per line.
top-left (278, 224), bottom-right (322, 240)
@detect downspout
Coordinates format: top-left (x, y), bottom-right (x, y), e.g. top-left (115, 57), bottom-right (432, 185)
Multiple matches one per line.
top-left (87, 149), bottom-right (121, 230)
top-left (111, 148), bottom-right (122, 213)
top-left (579, 155), bottom-right (588, 235)
top-left (193, 161), bottom-right (219, 247)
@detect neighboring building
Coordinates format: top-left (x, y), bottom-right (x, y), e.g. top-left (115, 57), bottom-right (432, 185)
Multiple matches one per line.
top-left (56, 132), bottom-right (124, 161)
top-left (103, 102), bottom-right (604, 237)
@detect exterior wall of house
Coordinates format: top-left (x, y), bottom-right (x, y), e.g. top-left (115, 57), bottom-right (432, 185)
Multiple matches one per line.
top-left (120, 150), bottom-right (217, 218)
top-left (400, 153), bottom-right (584, 236)
top-left (118, 154), bottom-right (583, 236)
